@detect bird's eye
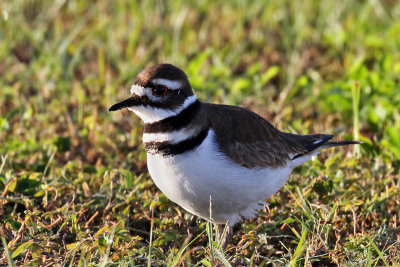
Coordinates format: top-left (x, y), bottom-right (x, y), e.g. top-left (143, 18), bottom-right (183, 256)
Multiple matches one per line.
top-left (152, 85), bottom-right (168, 97)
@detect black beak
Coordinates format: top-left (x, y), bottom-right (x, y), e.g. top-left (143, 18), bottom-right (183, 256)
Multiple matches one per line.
top-left (109, 97), bottom-right (139, 111)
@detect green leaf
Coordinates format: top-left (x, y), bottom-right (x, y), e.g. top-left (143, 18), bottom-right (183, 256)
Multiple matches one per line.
top-left (94, 225), bottom-right (110, 238)
top-left (121, 169), bottom-right (134, 190)
top-left (0, 116), bottom-right (10, 130)
top-left (7, 179), bottom-right (17, 193)
top-left (5, 218), bottom-right (22, 230)
top-left (15, 178), bottom-right (42, 196)
top-left (11, 241), bottom-right (34, 258)
top-left (66, 242), bottom-right (79, 251)
top-left (53, 136), bottom-right (71, 152)
top-left (260, 66), bottom-right (280, 85)
top-left (283, 217), bottom-right (296, 225)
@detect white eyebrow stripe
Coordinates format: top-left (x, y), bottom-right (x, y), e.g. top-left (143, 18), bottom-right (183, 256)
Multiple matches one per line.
top-left (152, 78), bottom-right (182, 90)
top-left (130, 84), bottom-right (149, 97)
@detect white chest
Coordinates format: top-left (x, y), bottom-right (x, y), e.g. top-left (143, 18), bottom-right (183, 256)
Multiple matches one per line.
top-left (146, 129), bottom-right (293, 225)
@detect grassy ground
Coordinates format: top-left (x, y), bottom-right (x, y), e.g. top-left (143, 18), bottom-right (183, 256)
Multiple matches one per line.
top-left (1, 0), bottom-right (400, 266)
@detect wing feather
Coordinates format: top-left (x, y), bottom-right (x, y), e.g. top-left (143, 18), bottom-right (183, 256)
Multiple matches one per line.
top-left (204, 103), bottom-right (332, 169)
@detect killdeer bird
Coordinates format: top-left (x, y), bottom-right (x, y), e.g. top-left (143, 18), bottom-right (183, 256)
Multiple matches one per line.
top-left (110, 64), bottom-right (361, 244)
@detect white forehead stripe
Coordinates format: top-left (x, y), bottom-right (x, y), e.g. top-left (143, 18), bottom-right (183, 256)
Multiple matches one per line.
top-left (152, 78), bottom-right (182, 90)
top-left (130, 84), bottom-right (148, 96)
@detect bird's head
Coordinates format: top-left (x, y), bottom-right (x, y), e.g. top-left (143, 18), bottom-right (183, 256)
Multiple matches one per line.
top-left (109, 64), bottom-right (197, 123)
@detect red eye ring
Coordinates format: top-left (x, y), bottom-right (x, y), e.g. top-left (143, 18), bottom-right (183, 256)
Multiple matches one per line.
top-left (152, 85), bottom-right (168, 97)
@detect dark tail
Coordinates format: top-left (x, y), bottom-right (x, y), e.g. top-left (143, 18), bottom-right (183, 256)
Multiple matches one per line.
top-left (292, 137), bottom-right (362, 160)
top-left (322, 140), bottom-right (363, 148)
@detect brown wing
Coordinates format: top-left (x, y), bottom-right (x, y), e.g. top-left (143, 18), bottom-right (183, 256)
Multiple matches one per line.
top-left (203, 103), bottom-right (332, 169)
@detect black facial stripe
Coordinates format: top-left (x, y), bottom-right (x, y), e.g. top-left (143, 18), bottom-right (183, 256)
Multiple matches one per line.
top-left (145, 127), bottom-right (209, 156)
top-left (144, 100), bottom-right (200, 133)
top-left (132, 94), bottom-right (176, 109)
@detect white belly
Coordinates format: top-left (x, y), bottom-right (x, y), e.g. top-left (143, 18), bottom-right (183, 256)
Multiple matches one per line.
top-left (146, 129), bottom-right (293, 225)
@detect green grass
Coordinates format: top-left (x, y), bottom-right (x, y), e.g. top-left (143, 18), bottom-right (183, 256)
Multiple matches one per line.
top-left (1, 0), bottom-right (400, 265)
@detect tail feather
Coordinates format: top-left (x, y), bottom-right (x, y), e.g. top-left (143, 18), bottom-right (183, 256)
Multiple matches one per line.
top-left (292, 139), bottom-right (362, 160)
top-left (322, 140), bottom-right (363, 148)
top-left (304, 134), bottom-right (333, 152)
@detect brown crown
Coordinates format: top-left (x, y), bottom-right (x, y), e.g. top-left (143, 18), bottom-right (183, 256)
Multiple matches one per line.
top-left (135, 64), bottom-right (192, 92)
